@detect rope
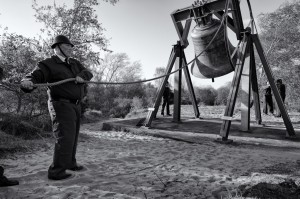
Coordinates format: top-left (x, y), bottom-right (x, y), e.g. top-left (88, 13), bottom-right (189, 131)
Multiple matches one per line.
top-left (0, 78), bottom-right (76, 87)
top-left (2, 5), bottom-right (229, 88)
top-left (223, 0), bottom-right (235, 71)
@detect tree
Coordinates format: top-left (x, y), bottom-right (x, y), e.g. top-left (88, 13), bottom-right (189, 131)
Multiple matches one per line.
top-left (32, 0), bottom-right (118, 70)
top-left (194, 86), bottom-right (217, 106)
top-left (0, 32), bottom-right (47, 115)
top-left (153, 67), bottom-right (166, 88)
top-left (257, 1), bottom-right (300, 107)
top-left (142, 82), bottom-right (156, 106)
top-left (90, 52), bottom-right (144, 99)
top-left (92, 53), bottom-right (141, 83)
top-left (0, 0), bottom-right (120, 117)
top-left (88, 52), bottom-right (145, 116)
top-left (215, 82), bottom-right (231, 105)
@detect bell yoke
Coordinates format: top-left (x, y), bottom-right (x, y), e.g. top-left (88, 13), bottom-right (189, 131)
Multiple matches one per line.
top-left (21, 35), bottom-right (93, 180)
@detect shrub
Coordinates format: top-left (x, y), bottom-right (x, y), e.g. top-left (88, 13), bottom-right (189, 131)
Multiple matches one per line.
top-left (182, 89), bottom-right (192, 105)
top-left (30, 114), bottom-right (52, 132)
top-left (0, 113), bottom-right (51, 139)
top-left (216, 84), bottom-right (231, 105)
top-left (195, 86), bottom-right (217, 106)
top-left (109, 98), bottom-right (132, 118)
top-left (131, 97), bottom-right (144, 112)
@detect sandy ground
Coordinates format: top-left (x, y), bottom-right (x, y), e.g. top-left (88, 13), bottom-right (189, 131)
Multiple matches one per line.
top-left (1, 121), bottom-right (300, 199)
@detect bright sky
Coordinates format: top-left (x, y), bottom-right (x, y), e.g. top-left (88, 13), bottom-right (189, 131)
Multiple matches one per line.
top-left (0, 0), bottom-right (292, 88)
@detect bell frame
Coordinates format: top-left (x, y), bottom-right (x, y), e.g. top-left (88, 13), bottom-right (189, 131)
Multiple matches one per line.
top-left (142, 0), bottom-right (296, 142)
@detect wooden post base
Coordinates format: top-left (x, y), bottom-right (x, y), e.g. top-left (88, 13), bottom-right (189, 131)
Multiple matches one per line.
top-left (215, 138), bottom-right (234, 144)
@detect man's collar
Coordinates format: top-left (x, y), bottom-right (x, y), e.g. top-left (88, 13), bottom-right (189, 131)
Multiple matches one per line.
top-left (52, 54), bottom-right (74, 65)
top-left (52, 55), bottom-right (64, 64)
top-left (55, 53), bottom-right (66, 62)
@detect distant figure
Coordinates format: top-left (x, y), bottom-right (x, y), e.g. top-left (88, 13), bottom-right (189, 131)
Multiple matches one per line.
top-left (161, 81), bottom-right (171, 116)
top-left (0, 67), bottom-right (3, 80)
top-left (274, 79), bottom-right (286, 117)
top-left (263, 82), bottom-right (273, 115)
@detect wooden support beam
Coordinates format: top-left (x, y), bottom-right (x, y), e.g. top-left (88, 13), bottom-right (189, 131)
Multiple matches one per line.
top-left (170, 17), bottom-right (192, 48)
top-left (249, 38), bottom-right (262, 124)
top-left (171, 18), bottom-right (186, 47)
top-left (182, 19), bottom-right (192, 48)
top-left (240, 40), bottom-right (251, 131)
top-left (144, 47), bottom-right (178, 127)
top-left (220, 35), bottom-right (250, 139)
top-left (215, 11), bottom-right (236, 33)
top-left (231, 0), bottom-right (244, 40)
top-left (252, 34), bottom-right (295, 137)
top-left (173, 43), bottom-right (182, 122)
top-left (182, 53), bottom-right (200, 118)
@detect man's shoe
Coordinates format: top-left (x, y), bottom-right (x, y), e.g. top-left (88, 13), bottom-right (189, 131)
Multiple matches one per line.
top-left (48, 172), bottom-right (72, 180)
top-left (69, 165), bottom-right (84, 171)
top-left (167, 114), bottom-right (172, 116)
top-left (0, 176), bottom-right (19, 187)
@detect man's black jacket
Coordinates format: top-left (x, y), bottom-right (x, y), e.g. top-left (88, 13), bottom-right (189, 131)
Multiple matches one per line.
top-left (22, 55), bottom-right (93, 101)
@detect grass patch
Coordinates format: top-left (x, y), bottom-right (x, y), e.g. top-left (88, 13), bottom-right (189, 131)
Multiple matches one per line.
top-left (0, 130), bottom-right (51, 158)
top-left (0, 113), bottom-right (52, 140)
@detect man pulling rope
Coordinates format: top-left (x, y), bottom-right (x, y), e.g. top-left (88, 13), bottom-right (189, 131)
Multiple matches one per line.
top-left (21, 35), bottom-right (93, 180)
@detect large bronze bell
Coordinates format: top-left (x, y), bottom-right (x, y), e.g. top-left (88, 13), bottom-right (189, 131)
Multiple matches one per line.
top-left (190, 15), bottom-right (237, 79)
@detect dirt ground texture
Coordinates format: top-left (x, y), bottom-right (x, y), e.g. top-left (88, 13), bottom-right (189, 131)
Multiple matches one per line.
top-left (1, 119), bottom-right (300, 199)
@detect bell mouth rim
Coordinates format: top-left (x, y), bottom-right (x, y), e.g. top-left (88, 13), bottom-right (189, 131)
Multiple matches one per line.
top-left (191, 60), bottom-right (234, 79)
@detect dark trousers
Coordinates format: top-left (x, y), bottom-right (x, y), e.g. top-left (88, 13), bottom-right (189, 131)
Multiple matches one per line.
top-left (0, 166), bottom-right (4, 177)
top-left (263, 95), bottom-right (273, 114)
top-left (47, 100), bottom-right (81, 177)
top-left (161, 97), bottom-right (170, 115)
top-left (274, 96), bottom-right (285, 117)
